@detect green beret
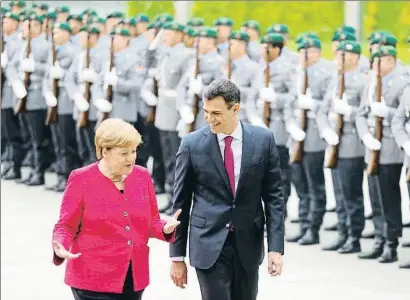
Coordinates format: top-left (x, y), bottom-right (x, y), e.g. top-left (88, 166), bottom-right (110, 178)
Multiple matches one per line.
top-left (297, 38), bottom-right (321, 51)
top-left (1, 7), bottom-right (9, 15)
top-left (267, 24), bottom-right (289, 34)
top-left (242, 20), bottom-right (261, 32)
top-left (155, 13), bottom-right (174, 25)
top-left (162, 21), bottom-right (184, 32)
top-left (107, 11), bottom-right (124, 19)
top-left (371, 32), bottom-right (397, 47)
top-left (337, 41), bottom-right (361, 54)
top-left (81, 9), bottom-right (97, 17)
top-left (197, 27), bottom-right (218, 39)
top-left (120, 18), bottom-right (137, 26)
top-left (4, 12), bottom-right (20, 22)
top-left (56, 6), bottom-right (70, 13)
top-left (187, 17), bottom-right (204, 27)
top-left (338, 25), bottom-right (356, 35)
top-left (67, 14), bottom-right (83, 22)
top-left (79, 26), bottom-right (88, 33)
top-left (261, 33), bottom-right (285, 45)
top-left (378, 45), bottom-right (397, 57)
top-left (213, 17), bottom-right (234, 27)
top-left (24, 13), bottom-right (43, 23)
top-left (9, 1), bottom-right (26, 8)
top-left (33, 3), bottom-right (49, 10)
top-left (111, 27), bottom-right (131, 37)
top-left (229, 31), bottom-right (250, 43)
top-left (92, 17), bottom-right (105, 24)
top-left (135, 13), bottom-right (149, 23)
top-left (147, 23), bottom-right (156, 30)
top-left (47, 11), bottom-right (57, 20)
top-left (54, 22), bottom-right (72, 34)
top-left (183, 26), bottom-right (198, 38)
top-left (331, 31), bottom-right (356, 42)
top-left (81, 25), bottom-right (101, 35)
top-left (367, 30), bottom-right (390, 41)
top-left (296, 32), bottom-right (320, 44)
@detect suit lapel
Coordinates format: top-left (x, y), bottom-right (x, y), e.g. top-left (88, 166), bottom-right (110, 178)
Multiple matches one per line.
top-left (236, 123), bottom-right (255, 198)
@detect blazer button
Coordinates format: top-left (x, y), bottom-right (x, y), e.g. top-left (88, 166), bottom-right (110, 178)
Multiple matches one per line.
top-left (127, 240), bottom-right (132, 245)
top-left (225, 223), bottom-right (230, 228)
top-left (123, 212), bottom-right (128, 217)
top-left (125, 226), bottom-right (130, 231)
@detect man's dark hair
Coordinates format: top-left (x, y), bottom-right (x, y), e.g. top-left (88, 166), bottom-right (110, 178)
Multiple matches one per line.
top-left (202, 78), bottom-right (241, 109)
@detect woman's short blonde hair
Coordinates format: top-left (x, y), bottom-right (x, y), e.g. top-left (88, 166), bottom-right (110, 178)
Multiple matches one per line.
top-left (95, 118), bottom-right (142, 160)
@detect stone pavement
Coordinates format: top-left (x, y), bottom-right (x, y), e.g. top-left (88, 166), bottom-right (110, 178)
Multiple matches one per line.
top-left (1, 167), bottom-right (409, 300)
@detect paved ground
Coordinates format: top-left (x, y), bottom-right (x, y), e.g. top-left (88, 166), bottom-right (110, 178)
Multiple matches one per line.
top-left (1, 167), bottom-right (410, 300)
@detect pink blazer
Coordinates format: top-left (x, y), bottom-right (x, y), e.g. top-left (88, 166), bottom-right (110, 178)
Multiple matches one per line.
top-left (52, 162), bottom-right (175, 293)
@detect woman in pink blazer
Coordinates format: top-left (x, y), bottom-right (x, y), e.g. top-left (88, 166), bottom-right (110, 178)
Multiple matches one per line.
top-left (52, 118), bottom-right (181, 300)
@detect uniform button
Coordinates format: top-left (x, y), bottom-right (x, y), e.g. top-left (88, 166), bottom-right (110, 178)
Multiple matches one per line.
top-left (125, 226), bottom-right (130, 231)
top-left (123, 212), bottom-right (128, 217)
top-left (225, 223), bottom-right (230, 228)
top-left (127, 240), bottom-right (132, 245)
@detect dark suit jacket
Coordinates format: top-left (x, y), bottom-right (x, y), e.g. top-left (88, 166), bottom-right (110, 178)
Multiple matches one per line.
top-left (169, 122), bottom-right (285, 270)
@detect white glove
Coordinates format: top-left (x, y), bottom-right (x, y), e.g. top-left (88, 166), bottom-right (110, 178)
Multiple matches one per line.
top-left (141, 88), bottom-right (158, 106)
top-left (259, 87), bottom-right (277, 103)
top-left (176, 119), bottom-right (188, 139)
top-left (370, 102), bottom-right (389, 118)
top-left (288, 124), bottom-right (306, 142)
top-left (44, 90), bottom-right (58, 107)
top-left (322, 128), bottom-right (339, 146)
top-left (94, 98), bottom-right (112, 113)
top-left (148, 30), bottom-right (164, 50)
top-left (82, 68), bottom-right (97, 83)
top-left (179, 105), bottom-right (195, 124)
top-left (148, 68), bottom-right (157, 78)
top-left (104, 69), bottom-right (118, 87)
top-left (189, 76), bottom-right (203, 95)
top-left (298, 94), bottom-right (316, 110)
top-left (20, 53), bottom-right (35, 72)
top-left (250, 117), bottom-right (268, 128)
top-left (402, 141), bottom-right (410, 157)
top-left (1, 51), bottom-right (8, 68)
top-left (333, 99), bottom-right (353, 117)
top-left (73, 92), bottom-right (89, 112)
top-left (160, 89), bottom-right (177, 98)
top-left (11, 80), bottom-right (27, 99)
top-left (50, 61), bottom-right (65, 79)
top-left (362, 133), bottom-right (381, 151)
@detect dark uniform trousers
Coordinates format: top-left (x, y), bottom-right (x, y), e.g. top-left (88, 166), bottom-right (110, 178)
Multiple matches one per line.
top-left (133, 114), bottom-right (149, 168)
top-left (76, 120), bottom-right (97, 166)
top-left (158, 130), bottom-right (180, 193)
top-left (277, 145), bottom-right (291, 218)
top-left (291, 162), bottom-right (310, 232)
top-left (19, 110), bottom-right (35, 166)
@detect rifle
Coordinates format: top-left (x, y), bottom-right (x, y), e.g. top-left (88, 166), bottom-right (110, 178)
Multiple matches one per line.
top-left (188, 41), bottom-right (200, 133)
top-left (1, 18), bottom-right (5, 94)
top-left (145, 26), bottom-right (160, 125)
top-left (263, 45), bottom-right (271, 127)
top-left (367, 56), bottom-right (382, 175)
top-left (325, 48), bottom-right (346, 168)
top-left (45, 26), bottom-right (58, 125)
top-left (77, 32), bottom-right (91, 128)
top-left (15, 18), bottom-right (32, 114)
top-left (289, 46), bottom-right (309, 163)
top-left (98, 33), bottom-right (114, 124)
top-left (227, 41), bottom-right (232, 80)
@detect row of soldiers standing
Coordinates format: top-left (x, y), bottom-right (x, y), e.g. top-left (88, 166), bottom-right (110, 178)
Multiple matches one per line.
top-left (1, 1), bottom-right (410, 269)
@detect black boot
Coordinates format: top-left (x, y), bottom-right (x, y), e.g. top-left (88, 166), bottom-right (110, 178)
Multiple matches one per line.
top-left (15, 171), bottom-right (33, 184)
top-left (338, 237), bottom-right (361, 254)
top-left (286, 228), bottom-right (306, 243)
top-left (322, 233), bottom-right (347, 251)
top-left (402, 241), bottom-right (410, 248)
top-left (26, 172), bottom-right (45, 186)
top-left (361, 231), bottom-right (375, 239)
top-left (298, 229), bottom-right (319, 245)
top-left (378, 240), bottom-right (398, 264)
top-left (399, 261), bottom-right (410, 269)
top-left (2, 167), bottom-right (21, 180)
top-left (358, 238), bottom-right (384, 259)
top-left (55, 177), bottom-right (67, 192)
top-left (324, 222), bottom-right (338, 231)
top-left (1, 163), bottom-right (12, 178)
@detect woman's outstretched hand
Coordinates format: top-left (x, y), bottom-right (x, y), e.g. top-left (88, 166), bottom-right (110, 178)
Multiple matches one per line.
top-left (53, 241), bottom-right (81, 260)
top-left (163, 209), bottom-right (182, 234)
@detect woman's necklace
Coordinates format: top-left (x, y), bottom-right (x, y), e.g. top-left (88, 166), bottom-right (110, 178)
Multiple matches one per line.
top-left (110, 175), bottom-right (126, 183)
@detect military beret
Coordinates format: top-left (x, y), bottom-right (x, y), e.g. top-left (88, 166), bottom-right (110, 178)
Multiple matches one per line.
top-left (367, 30), bottom-right (390, 41)
top-left (155, 13), bottom-right (174, 25)
top-left (378, 45), bottom-right (397, 57)
top-left (267, 24), bottom-right (289, 34)
top-left (111, 27), bottom-right (131, 37)
top-left (187, 17), bottom-right (204, 27)
top-left (147, 23), bottom-right (156, 30)
top-left (119, 18), bottom-right (137, 26)
top-left (47, 11), bottom-right (57, 20)
top-left (183, 26), bottom-right (198, 38)
top-left (67, 14), bottom-right (83, 22)
top-left (162, 21), bottom-right (184, 32)
top-left (1, 7), bottom-right (9, 15)
top-left (197, 27), bottom-right (218, 39)
top-left (33, 3), bottom-right (49, 10)
top-left (24, 13), bottom-right (43, 23)
top-left (9, 1), bottom-right (26, 8)
top-left (338, 25), bottom-right (356, 35)
top-left (337, 41), bottom-right (361, 54)
top-left (331, 31), bottom-right (356, 42)
top-left (4, 12), bottom-right (20, 22)
top-left (54, 22), bottom-right (72, 34)
top-left (56, 6), bottom-right (70, 13)
top-left (296, 32), bottom-right (320, 44)
top-left (261, 33), bottom-right (285, 45)
top-left (107, 11), bottom-right (124, 19)
top-left (297, 38), bottom-right (321, 51)
top-left (92, 17), bottom-right (106, 24)
top-left (371, 32), bottom-right (397, 47)
top-left (242, 20), bottom-right (261, 32)
top-left (213, 17), bottom-right (234, 27)
top-left (81, 25), bottom-right (101, 35)
top-left (82, 9), bottom-right (97, 17)
top-left (135, 13), bottom-right (149, 23)
top-left (79, 26), bottom-right (88, 33)
top-left (229, 31), bottom-right (250, 43)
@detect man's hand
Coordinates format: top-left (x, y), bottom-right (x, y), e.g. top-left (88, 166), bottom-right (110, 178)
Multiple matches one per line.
top-left (170, 261), bottom-right (188, 288)
top-left (268, 251), bottom-right (283, 276)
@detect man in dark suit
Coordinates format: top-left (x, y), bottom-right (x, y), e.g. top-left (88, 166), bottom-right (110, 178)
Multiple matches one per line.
top-left (169, 78), bottom-right (285, 300)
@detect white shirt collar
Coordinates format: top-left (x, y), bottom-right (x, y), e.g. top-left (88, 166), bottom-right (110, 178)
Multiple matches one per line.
top-left (217, 121), bottom-right (242, 142)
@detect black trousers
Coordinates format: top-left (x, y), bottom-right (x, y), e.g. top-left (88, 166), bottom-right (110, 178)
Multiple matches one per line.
top-left (76, 120), bottom-right (96, 166)
top-left (1, 108), bottom-right (26, 168)
top-left (71, 263), bottom-right (144, 300)
top-left (367, 164), bottom-right (402, 241)
top-left (158, 130), bottom-right (180, 193)
top-left (19, 111), bottom-right (35, 167)
top-left (277, 146), bottom-right (291, 218)
top-left (133, 116), bottom-right (149, 167)
top-left (196, 232), bottom-right (258, 300)
top-left (291, 161), bottom-right (310, 231)
top-left (335, 157), bottom-right (365, 238)
top-left (144, 122), bottom-right (165, 188)
top-left (50, 114), bottom-right (81, 177)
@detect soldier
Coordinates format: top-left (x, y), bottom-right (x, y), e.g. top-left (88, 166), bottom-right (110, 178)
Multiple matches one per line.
top-left (9, 13), bottom-right (52, 185)
top-left (64, 25), bottom-right (103, 168)
top-left (284, 38), bottom-right (332, 245)
top-left (80, 9), bottom-right (97, 26)
top-left (248, 33), bottom-right (296, 216)
top-left (129, 14), bottom-right (149, 54)
top-left (241, 20), bottom-right (261, 62)
top-left (33, 3), bottom-right (49, 16)
top-left (182, 26), bottom-right (197, 49)
top-left (212, 17), bottom-right (233, 60)
top-left (1, 12), bottom-right (25, 180)
top-left (355, 45), bottom-right (408, 263)
top-left (55, 6), bottom-right (70, 23)
top-left (317, 41), bottom-right (366, 253)
top-left (267, 24), bottom-right (299, 66)
top-left (43, 22), bottom-right (81, 192)
top-left (67, 14), bottom-right (83, 46)
top-left (97, 11), bottom-right (123, 50)
top-left (9, 1), bottom-right (26, 15)
top-left (186, 17), bottom-right (204, 31)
